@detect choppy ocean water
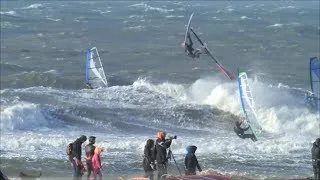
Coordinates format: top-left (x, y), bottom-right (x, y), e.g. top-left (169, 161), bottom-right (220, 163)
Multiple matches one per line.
top-left (1, 1), bottom-right (319, 179)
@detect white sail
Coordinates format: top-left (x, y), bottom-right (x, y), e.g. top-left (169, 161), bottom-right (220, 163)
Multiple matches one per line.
top-left (85, 47), bottom-right (108, 88)
top-left (238, 72), bottom-right (262, 139)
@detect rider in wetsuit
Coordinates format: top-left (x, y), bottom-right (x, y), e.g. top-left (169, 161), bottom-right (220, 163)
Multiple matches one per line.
top-left (233, 117), bottom-right (257, 142)
top-left (182, 32), bottom-right (201, 59)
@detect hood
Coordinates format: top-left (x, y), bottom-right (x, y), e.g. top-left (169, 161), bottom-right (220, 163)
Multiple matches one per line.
top-left (186, 145), bottom-right (197, 153)
top-left (80, 135), bottom-right (87, 143)
top-left (145, 139), bottom-right (154, 149)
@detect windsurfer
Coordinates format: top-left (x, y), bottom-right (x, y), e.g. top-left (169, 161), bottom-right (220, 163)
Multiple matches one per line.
top-left (85, 83), bottom-right (93, 89)
top-left (233, 116), bottom-right (257, 142)
top-left (182, 32), bottom-right (201, 59)
top-left (304, 92), bottom-right (319, 109)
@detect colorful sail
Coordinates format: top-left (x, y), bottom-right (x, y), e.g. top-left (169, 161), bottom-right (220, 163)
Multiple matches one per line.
top-left (310, 57), bottom-right (320, 98)
top-left (306, 57), bottom-right (320, 110)
top-left (238, 72), bottom-right (262, 140)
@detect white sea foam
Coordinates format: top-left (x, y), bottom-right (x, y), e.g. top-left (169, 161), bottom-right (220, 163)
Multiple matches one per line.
top-left (0, 10), bottom-right (17, 16)
top-left (133, 78), bottom-right (187, 101)
top-left (46, 17), bottom-right (61, 22)
top-left (165, 15), bottom-right (184, 19)
top-left (128, 2), bottom-right (145, 7)
top-left (267, 23), bottom-right (283, 28)
top-left (128, 15), bottom-right (144, 19)
top-left (92, 9), bottom-right (111, 14)
top-left (125, 25), bottom-right (145, 32)
top-left (21, 4), bottom-right (43, 10)
top-left (277, 6), bottom-right (297, 10)
top-left (212, 16), bottom-right (221, 21)
top-left (270, 6), bottom-right (298, 13)
top-left (44, 69), bottom-right (57, 74)
top-left (0, 102), bottom-right (49, 131)
top-left (128, 2), bottom-right (174, 13)
top-left (173, 2), bottom-right (182, 5)
top-left (185, 76), bottom-right (318, 136)
top-left (240, 16), bottom-right (250, 20)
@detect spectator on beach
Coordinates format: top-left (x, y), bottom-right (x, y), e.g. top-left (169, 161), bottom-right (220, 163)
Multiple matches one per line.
top-left (153, 131), bottom-right (177, 180)
top-left (85, 136), bottom-right (96, 180)
top-left (91, 147), bottom-right (103, 180)
top-left (312, 138), bottom-right (320, 180)
top-left (143, 139), bottom-right (155, 180)
top-left (184, 145), bottom-right (202, 175)
top-left (71, 135), bottom-right (87, 179)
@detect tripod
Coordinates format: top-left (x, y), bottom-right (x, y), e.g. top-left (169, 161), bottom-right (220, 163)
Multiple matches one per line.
top-left (167, 148), bottom-right (182, 176)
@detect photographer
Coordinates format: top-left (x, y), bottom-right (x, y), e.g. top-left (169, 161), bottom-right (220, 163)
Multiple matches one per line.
top-left (153, 131), bottom-right (177, 180)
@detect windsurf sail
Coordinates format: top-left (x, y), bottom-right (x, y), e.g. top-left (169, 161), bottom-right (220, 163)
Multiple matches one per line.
top-left (306, 57), bottom-right (320, 110)
top-left (184, 12), bottom-right (194, 44)
top-left (310, 57), bottom-right (320, 98)
top-left (238, 72), bottom-right (262, 140)
top-left (85, 47), bottom-right (108, 88)
top-left (190, 28), bottom-right (235, 80)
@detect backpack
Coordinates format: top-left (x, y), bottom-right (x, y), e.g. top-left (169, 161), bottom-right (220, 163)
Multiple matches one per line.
top-left (66, 143), bottom-right (73, 156)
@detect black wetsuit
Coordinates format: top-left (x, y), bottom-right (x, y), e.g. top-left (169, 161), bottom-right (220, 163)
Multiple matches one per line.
top-left (154, 138), bottom-right (173, 180)
top-left (86, 83), bottom-right (93, 89)
top-left (71, 135), bottom-right (87, 179)
top-left (234, 121), bottom-right (257, 142)
top-left (185, 146), bottom-right (202, 175)
top-left (185, 33), bottom-right (201, 58)
top-left (312, 140), bottom-right (320, 180)
top-left (143, 139), bottom-right (155, 180)
top-left (85, 143), bottom-right (95, 180)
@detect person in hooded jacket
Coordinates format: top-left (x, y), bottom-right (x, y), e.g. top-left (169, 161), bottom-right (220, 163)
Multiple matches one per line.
top-left (312, 138), bottom-right (320, 180)
top-left (71, 135), bottom-right (87, 179)
top-left (143, 139), bottom-right (155, 180)
top-left (184, 145), bottom-right (202, 175)
top-left (153, 131), bottom-right (177, 180)
top-left (85, 136), bottom-right (96, 180)
top-left (91, 147), bottom-right (103, 180)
